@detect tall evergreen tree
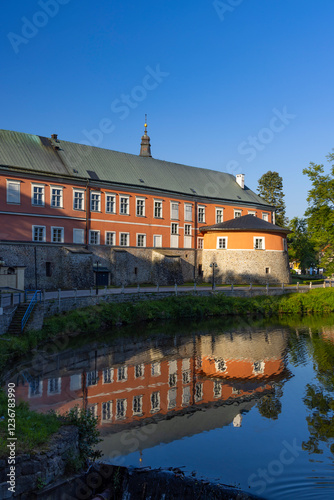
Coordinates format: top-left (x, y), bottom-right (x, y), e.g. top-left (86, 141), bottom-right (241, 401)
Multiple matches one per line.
top-left (257, 171), bottom-right (287, 226)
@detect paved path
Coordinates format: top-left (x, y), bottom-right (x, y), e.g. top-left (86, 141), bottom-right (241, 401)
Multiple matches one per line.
top-left (1, 282), bottom-right (331, 308)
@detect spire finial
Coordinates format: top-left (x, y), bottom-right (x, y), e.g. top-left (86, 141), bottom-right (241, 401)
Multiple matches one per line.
top-left (144, 114), bottom-right (148, 133)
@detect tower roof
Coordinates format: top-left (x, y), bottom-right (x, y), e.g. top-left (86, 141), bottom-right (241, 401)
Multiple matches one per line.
top-left (139, 115), bottom-right (152, 157)
top-left (200, 214), bottom-right (290, 234)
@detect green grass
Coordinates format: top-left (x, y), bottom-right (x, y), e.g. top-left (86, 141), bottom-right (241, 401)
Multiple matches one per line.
top-left (0, 389), bottom-right (61, 458)
top-left (3, 289), bottom-right (334, 378)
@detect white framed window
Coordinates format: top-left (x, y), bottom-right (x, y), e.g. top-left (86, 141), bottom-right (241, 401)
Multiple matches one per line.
top-left (234, 209), bottom-right (242, 218)
top-left (216, 208), bottom-right (223, 224)
top-left (137, 234), bottom-right (146, 247)
top-left (171, 223), bottom-right (178, 235)
top-left (265, 267), bottom-right (270, 274)
top-left (217, 237), bottom-right (227, 249)
top-left (262, 213), bottom-right (269, 222)
top-left (171, 224), bottom-right (179, 248)
top-left (184, 224), bottom-right (191, 236)
top-left (32, 225), bottom-right (46, 242)
top-left (198, 206), bottom-right (205, 223)
top-left (184, 224), bottom-right (192, 248)
top-left (73, 189), bottom-right (85, 211)
top-left (215, 358), bottom-right (226, 372)
top-left (154, 200), bottom-right (163, 218)
top-left (87, 404), bottom-right (98, 418)
top-left (51, 227), bottom-right (64, 243)
top-left (103, 368), bottom-right (113, 384)
top-left (29, 377), bottom-right (43, 398)
top-left (151, 362), bottom-right (161, 376)
top-left (184, 203), bottom-right (193, 221)
top-left (105, 231), bottom-right (116, 246)
top-left (136, 198), bottom-right (145, 217)
top-left (116, 399), bottom-right (127, 419)
top-left (6, 180), bottom-right (20, 204)
top-left (32, 184), bottom-right (45, 206)
top-left (213, 381), bottom-right (222, 398)
top-left (197, 237), bottom-right (204, 249)
top-left (182, 371), bottom-right (191, 384)
top-left (48, 377), bottom-right (61, 395)
top-left (169, 373), bottom-right (177, 387)
top-left (195, 383), bottom-right (203, 402)
top-left (102, 401), bottom-right (112, 421)
top-left (254, 237), bottom-right (265, 250)
top-left (120, 196), bottom-right (129, 215)
top-left (120, 233), bottom-right (129, 246)
top-left (248, 210), bottom-right (256, 216)
top-left (153, 235), bottom-right (162, 248)
top-left (51, 186), bottom-right (63, 208)
top-left (89, 230), bottom-right (100, 245)
top-left (253, 361), bottom-right (265, 374)
top-left (151, 391), bottom-right (160, 412)
top-left (182, 386), bottom-right (191, 406)
top-left (171, 202), bottom-right (179, 220)
top-left (117, 366), bottom-right (128, 382)
top-left (135, 364), bottom-right (144, 378)
top-left (86, 370), bottom-right (98, 386)
top-left (90, 192), bottom-right (101, 212)
top-left (73, 228), bottom-right (84, 244)
top-left (133, 395), bottom-right (143, 415)
top-left (105, 193), bottom-right (116, 213)
top-left (168, 388), bottom-right (177, 409)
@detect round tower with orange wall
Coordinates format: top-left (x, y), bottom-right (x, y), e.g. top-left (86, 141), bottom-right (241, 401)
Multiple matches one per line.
top-left (199, 214), bottom-right (291, 284)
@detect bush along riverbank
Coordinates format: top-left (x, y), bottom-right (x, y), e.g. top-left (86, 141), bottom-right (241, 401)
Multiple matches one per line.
top-left (0, 390), bottom-right (102, 496)
top-left (2, 288), bottom-right (334, 376)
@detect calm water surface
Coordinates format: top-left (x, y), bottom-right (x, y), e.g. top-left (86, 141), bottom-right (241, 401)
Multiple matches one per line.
top-left (5, 316), bottom-right (334, 499)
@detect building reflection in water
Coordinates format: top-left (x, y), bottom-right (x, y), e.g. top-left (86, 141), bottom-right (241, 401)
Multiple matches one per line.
top-left (11, 327), bottom-right (289, 460)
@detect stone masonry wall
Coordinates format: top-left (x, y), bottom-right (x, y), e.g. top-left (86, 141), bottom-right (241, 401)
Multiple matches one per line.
top-left (202, 250), bottom-right (291, 284)
top-left (0, 243), bottom-right (196, 290)
top-left (0, 426), bottom-right (79, 499)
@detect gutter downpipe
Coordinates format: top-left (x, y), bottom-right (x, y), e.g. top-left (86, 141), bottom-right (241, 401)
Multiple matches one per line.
top-left (85, 179), bottom-right (90, 246)
top-left (194, 200), bottom-right (198, 281)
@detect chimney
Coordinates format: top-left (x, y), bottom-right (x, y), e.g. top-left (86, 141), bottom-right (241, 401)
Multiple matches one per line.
top-left (51, 134), bottom-right (58, 141)
top-left (236, 174), bottom-right (245, 189)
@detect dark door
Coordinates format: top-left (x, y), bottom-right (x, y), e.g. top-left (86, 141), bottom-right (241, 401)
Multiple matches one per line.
top-left (96, 272), bottom-right (109, 286)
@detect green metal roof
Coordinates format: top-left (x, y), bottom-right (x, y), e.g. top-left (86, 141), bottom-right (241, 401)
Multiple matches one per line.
top-left (0, 129), bottom-right (272, 207)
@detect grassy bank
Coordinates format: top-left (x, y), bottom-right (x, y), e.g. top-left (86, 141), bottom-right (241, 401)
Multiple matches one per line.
top-left (2, 289), bottom-right (334, 375)
top-left (0, 389), bottom-right (61, 458)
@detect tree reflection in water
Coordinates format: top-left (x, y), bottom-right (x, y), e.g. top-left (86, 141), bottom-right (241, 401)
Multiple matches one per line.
top-left (302, 334), bottom-right (334, 456)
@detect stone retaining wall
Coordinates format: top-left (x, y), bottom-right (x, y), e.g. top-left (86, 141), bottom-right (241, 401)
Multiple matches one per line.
top-left (0, 306), bottom-right (16, 334)
top-left (27, 287), bottom-right (310, 333)
top-left (0, 426), bottom-right (79, 499)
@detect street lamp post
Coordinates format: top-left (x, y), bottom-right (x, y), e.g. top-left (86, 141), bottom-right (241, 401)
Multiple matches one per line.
top-left (209, 262), bottom-right (218, 291)
top-left (95, 261), bottom-right (99, 295)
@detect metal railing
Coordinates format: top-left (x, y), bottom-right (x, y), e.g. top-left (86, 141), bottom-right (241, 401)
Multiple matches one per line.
top-left (21, 290), bottom-right (42, 332)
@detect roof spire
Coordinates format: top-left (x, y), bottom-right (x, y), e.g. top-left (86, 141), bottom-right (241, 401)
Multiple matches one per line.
top-left (140, 114), bottom-right (152, 157)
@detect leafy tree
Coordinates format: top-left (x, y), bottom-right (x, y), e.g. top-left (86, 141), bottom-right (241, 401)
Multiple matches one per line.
top-left (303, 151), bottom-right (334, 274)
top-left (257, 171), bottom-right (287, 226)
top-left (288, 217), bottom-right (318, 274)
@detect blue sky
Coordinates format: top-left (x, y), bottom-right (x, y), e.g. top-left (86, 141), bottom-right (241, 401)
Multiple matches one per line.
top-left (1, 0), bottom-right (334, 220)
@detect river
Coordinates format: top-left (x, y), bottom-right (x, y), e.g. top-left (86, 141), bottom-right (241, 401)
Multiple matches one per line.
top-left (4, 315), bottom-right (334, 499)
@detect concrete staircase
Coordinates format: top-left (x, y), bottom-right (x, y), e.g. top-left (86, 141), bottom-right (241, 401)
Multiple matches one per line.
top-left (7, 304), bottom-right (29, 335)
